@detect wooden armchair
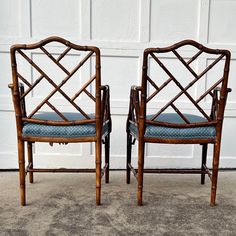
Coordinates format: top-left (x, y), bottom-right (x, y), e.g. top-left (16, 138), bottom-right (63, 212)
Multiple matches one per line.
top-left (126, 40), bottom-right (231, 206)
top-left (9, 36), bottom-right (111, 206)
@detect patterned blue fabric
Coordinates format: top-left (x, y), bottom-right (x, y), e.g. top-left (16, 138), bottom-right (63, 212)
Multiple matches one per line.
top-left (22, 112), bottom-right (108, 138)
top-left (129, 113), bottom-right (216, 139)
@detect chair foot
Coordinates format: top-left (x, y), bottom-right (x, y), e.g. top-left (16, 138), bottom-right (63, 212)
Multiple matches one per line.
top-left (137, 186), bottom-right (143, 206)
top-left (210, 202), bottom-right (216, 207)
top-left (126, 175), bottom-right (131, 184)
top-left (201, 176), bottom-right (205, 185)
top-left (210, 187), bottom-right (217, 207)
top-left (20, 200), bottom-right (26, 206)
top-left (29, 173), bottom-right (34, 184)
top-left (126, 162), bottom-right (131, 184)
top-left (105, 172), bottom-right (109, 184)
top-left (20, 185), bottom-right (26, 206)
top-left (138, 200), bottom-right (143, 206)
top-left (210, 194), bottom-right (217, 207)
top-left (96, 187), bottom-right (101, 205)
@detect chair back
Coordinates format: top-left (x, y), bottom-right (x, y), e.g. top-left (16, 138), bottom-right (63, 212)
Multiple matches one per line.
top-left (140, 40), bottom-right (231, 128)
top-left (10, 36), bottom-right (102, 131)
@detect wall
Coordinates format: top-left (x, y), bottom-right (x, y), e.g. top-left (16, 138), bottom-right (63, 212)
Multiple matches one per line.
top-left (0, 0), bottom-right (236, 169)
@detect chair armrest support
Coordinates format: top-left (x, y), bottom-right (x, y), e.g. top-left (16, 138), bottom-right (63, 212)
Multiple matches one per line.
top-left (214, 87), bottom-right (232, 93)
top-left (101, 85), bottom-right (112, 132)
top-left (126, 85), bottom-right (142, 131)
top-left (210, 87), bottom-right (232, 119)
top-left (8, 83), bottom-right (26, 117)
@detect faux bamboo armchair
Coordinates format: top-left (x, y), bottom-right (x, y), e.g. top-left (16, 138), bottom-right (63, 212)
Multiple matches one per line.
top-left (9, 36), bottom-right (111, 206)
top-left (126, 40), bottom-right (231, 206)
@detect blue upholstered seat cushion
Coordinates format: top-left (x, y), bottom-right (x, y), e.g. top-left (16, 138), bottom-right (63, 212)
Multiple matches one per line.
top-left (129, 113), bottom-right (216, 139)
top-left (22, 112), bottom-right (108, 138)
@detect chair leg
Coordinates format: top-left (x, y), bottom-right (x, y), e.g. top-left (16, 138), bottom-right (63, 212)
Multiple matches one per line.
top-left (210, 142), bottom-right (221, 206)
top-left (95, 138), bottom-right (102, 206)
top-left (27, 142), bottom-right (33, 183)
top-left (137, 141), bottom-right (145, 206)
top-left (105, 134), bottom-right (110, 184)
top-left (201, 144), bottom-right (208, 185)
top-left (18, 139), bottom-right (26, 206)
top-left (126, 132), bottom-right (132, 184)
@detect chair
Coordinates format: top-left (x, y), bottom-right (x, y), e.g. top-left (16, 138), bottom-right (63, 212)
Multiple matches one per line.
top-left (126, 40), bottom-right (231, 206)
top-left (9, 36), bottom-right (111, 206)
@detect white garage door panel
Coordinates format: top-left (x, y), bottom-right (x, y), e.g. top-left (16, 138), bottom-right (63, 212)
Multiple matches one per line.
top-left (0, 0), bottom-right (236, 169)
top-left (150, 0), bottom-right (200, 42)
top-left (208, 0), bottom-right (236, 44)
top-left (0, 0), bottom-right (21, 37)
top-left (91, 0), bottom-right (140, 41)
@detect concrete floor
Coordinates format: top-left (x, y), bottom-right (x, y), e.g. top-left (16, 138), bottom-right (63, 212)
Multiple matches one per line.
top-left (0, 171), bottom-right (236, 235)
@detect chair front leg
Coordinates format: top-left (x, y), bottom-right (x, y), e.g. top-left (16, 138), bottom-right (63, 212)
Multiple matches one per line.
top-left (201, 144), bottom-right (208, 185)
top-left (210, 142), bottom-right (221, 206)
top-left (105, 134), bottom-right (110, 184)
top-left (27, 142), bottom-right (33, 183)
top-left (137, 140), bottom-right (145, 206)
top-left (18, 139), bottom-right (26, 206)
top-left (96, 138), bottom-right (102, 205)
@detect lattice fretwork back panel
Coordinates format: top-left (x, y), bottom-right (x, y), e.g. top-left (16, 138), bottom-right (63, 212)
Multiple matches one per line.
top-left (145, 42), bottom-right (230, 124)
top-left (13, 39), bottom-right (99, 122)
